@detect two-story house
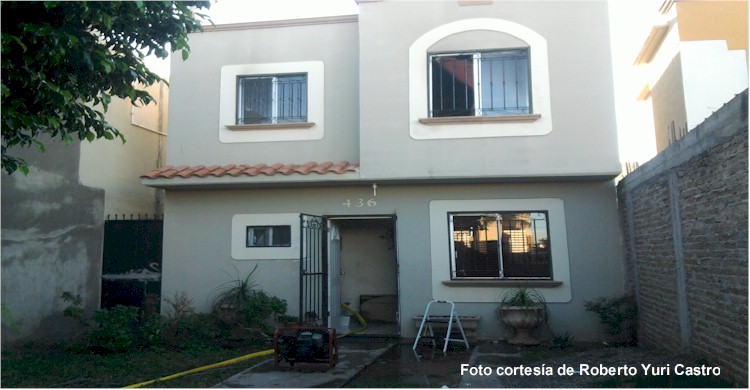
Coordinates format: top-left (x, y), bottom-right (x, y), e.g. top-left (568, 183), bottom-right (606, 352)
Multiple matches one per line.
top-left (141, 0), bottom-right (625, 341)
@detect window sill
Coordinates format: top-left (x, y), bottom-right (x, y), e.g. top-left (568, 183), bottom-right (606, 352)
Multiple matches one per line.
top-left (419, 114), bottom-right (541, 125)
top-left (226, 122), bottom-right (316, 131)
top-left (442, 279), bottom-right (562, 288)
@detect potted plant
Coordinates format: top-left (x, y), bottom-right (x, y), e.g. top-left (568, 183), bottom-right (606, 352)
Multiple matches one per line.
top-left (496, 287), bottom-right (548, 345)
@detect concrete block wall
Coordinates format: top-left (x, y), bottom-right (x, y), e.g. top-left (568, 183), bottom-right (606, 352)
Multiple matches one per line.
top-left (618, 89), bottom-right (748, 387)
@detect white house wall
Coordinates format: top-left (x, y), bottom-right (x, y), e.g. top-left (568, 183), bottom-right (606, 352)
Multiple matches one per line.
top-left (79, 82), bottom-right (167, 217)
top-left (160, 180), bottom-right (625, 341)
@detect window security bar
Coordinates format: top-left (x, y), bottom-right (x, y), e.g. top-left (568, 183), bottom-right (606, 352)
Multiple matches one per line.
top-left (429, 50), bottom-right (531, 118)
top-left (237, 74), bottom-right (307, 124)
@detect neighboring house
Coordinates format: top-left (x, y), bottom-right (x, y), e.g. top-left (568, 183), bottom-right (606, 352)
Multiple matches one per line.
top-left (141, 0), bottom-right (626, 341)
top-left (1, 82), bottom-right (168, 344)
top-left (634, 0), bottom-right (748, 153)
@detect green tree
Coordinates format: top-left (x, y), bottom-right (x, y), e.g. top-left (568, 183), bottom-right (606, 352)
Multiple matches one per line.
top-left (1, 1), bottom-right (211, 174)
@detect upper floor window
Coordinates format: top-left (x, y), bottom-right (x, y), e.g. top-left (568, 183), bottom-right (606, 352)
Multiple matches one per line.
top-left (220, 62), bottom-right (323, 143)
top-left (409, 19), bottom-right (551, 139)
top-left (449, 211), bottom-right (551, 279)
top-left (237, 74), bottom-right (307, 125)
top-left (429, 49), bottom-right (530, 118)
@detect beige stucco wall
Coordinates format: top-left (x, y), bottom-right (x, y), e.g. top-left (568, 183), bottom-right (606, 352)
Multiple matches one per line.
top-left (676, 0), bottom-right (748, 60)
top-left (160, 180), bottom-right (625, 341)
top-left (166, 18), bottom-right (360, 167)
top-left (166, 1), bottom-right (621, 180)
top-left (638, 0), bottom-right (748, 153)
top-left (338, 220), bottom-right (397, 313)
top-left (651, 54), bottom-right (687, 152)
top-left (79, 82), bottom-right (168, 217)
top-left (357, 0), bottom-right (621, 180)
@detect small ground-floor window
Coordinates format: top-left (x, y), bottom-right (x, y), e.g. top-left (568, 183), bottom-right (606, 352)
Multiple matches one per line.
top-left (449, 211), bottom-right (551, 279)
top-left (246, 225), bottom-right (292, 247)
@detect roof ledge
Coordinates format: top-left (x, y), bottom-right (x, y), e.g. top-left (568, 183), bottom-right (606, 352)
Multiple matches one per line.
top-left (634, 23), bottom-right (671, 65)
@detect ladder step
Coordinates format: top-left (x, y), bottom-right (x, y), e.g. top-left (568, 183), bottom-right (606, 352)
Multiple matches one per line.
top-left (412, 300), bottom-right (470, 356)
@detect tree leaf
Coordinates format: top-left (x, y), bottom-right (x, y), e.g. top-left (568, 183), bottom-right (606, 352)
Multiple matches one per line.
top-left (1, 0), bottom-right (212, 174)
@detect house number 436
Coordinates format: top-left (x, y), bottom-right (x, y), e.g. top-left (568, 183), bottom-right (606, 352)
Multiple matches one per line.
top-left (342, 198), bottom-right (377, 208)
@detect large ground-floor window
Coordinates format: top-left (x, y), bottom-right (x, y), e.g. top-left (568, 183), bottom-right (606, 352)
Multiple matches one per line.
top-left (449, 211), bottom-right (551, 279)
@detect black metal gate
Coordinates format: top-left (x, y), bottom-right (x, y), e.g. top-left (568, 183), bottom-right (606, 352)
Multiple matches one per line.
top-left (101, 216), bottom-right (163, 309)
top-left (299, 214), bottom-right (328, 326)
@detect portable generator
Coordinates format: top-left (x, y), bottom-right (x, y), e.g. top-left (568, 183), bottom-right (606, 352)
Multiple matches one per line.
top-left (273, 327), bottom-right (338, 368)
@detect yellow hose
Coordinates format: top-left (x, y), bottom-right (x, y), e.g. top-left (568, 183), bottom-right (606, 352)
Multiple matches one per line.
top-left (123, 304), bottom-right (367, 388)
top-left (339, 302), bottom-right (367, 337)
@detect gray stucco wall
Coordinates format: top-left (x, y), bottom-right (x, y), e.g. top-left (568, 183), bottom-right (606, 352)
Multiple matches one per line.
top-left (160, 179), bottom-right (624, 341)
top-left (166, 1), bottom-right (621, 181)
top-left (2, 139), bottom-right (104, 344)
top-left (357, 0), bottom-right (621, 179)
top-left (166, 18), bottom-right (360, 167)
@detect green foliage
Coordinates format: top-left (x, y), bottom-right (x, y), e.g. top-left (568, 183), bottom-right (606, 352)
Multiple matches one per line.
top-left (1, 1), bottom-right (211, 174)
top-left (1, 304), bottom-right (21, 334)
top-left (498, 287), bottom-right (546, 307)
top-left (551, 331), bottom-right (575, 349)
top-left (90, 306), bottom-right (140, 353)
top-left (497, 287), bottom-right (549, 321)
top-left (211, 265), bottom-right (260, 312)
top-left (61, 291), bottom-right (86, 325)
top-left (584, 295), bottom-right (638, 346)
top-left (240, 290), bottom-right (288, 334)
top-left (210, 266), bottom-right (289, 333)
top-left (1, 342), bottom-right (269, 388)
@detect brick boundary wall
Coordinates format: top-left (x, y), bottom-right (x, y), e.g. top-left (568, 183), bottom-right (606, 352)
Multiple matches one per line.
top-left (617, 89), bottom-right (748, 387)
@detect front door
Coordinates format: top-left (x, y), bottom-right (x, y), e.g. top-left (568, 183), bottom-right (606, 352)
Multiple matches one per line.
top-left (299, 214), bottom-right (328, 326)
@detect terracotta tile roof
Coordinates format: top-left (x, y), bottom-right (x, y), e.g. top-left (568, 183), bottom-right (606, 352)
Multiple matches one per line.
top-left (141, 161), bottom-right (359, 180)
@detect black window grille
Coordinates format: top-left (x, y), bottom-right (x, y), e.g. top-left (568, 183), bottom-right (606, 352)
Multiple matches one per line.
top-left (450, 211), bottom-right (551, 279)
top-left (430, 49), bottom-right (531, 118)
top-left (237, 74), bottom-right (307, 124)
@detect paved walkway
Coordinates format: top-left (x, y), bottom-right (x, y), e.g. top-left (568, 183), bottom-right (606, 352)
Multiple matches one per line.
top-left (214, 340), bottom-right (394, 388)
top-left (215, 339), bottom-right (719, 388)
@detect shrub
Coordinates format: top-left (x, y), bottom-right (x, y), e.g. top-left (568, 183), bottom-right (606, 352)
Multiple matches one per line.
top-left (240, 290), bottom-right (287, 334)
top-left (210, 266), bottom-right (289, 334)
top-left (551, 331), bottom-right (575, 349)
top-left (90, 306), bottom-right (140, 353)
top-left (584, 295), bottom-right (637, 346)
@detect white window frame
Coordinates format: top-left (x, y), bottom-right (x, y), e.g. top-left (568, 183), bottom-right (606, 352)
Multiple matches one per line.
top-left (409, 18), bottom-right (552, 140)
top-left (220, 61), bottom-right (324, 143)
top-left (232, 213), bottom-right (300, 260)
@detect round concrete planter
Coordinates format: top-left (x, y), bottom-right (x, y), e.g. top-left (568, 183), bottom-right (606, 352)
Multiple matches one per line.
top-left (499, 306), bottom-right (545, 345)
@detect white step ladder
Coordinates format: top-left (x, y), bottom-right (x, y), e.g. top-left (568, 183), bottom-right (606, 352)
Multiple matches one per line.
top-left (412, 300), bottom-right (470, 355)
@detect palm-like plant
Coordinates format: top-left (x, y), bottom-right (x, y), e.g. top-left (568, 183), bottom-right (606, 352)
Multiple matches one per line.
top-left (211, 264), bottom-right (259, 312)
top-left (496, 287), bottom-right (548, 345)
